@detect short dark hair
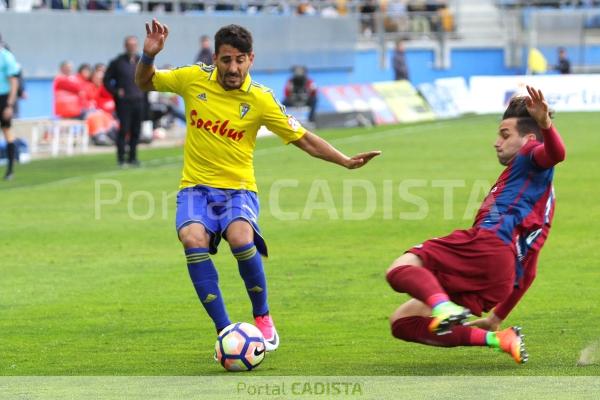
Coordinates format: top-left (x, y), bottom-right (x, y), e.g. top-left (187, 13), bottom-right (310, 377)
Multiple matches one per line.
top-left (502, 96), bottom-right (546, 142)
top-left (214, 25), bottom-right (253, 55)
top-left (78, 63), bottom-right (91, 74)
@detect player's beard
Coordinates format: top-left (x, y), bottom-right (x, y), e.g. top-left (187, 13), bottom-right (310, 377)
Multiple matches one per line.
top-left (220, 71), bottom-right (244, 90)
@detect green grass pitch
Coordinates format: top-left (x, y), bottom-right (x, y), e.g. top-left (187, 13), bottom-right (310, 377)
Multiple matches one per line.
top-left (1, 113), bottom-right (599, 376)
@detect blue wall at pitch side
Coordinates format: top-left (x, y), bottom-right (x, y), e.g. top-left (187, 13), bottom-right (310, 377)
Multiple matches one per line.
top-left (20, 46), bottom-right (600, 119)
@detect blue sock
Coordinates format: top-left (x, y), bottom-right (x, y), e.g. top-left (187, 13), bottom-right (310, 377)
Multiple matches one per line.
top-left (232, 243), bottom-right (269, 317)
top-left (185, 247), bottom-right (231, 332)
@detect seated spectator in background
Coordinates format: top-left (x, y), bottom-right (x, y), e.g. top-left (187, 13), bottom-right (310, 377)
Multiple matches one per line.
top-left (215, 2), bottom-right (235, 11)
top-left (383, 0), bottom-right (409, 33)
top-left (283, 65), bottom-right (317, 123)
top-left (392, 39), bottom-right (409, 81)
top-left (336, 0), bottom-right (348, 16)
top-left (50, 0), bottom-right (79, 10)
top-left (86, 0), bottom-right (113, 10)
top-left (320, 2), bottom-right (339, 18)
top-left (360, 0), bottom-right (378, 36)
top-left (296, 0), bottom-right (317, 16)
top-left (148, 1), bottom-right (173, 12)
top-left (195, 35), bottom-right (213, 65)
top-left (53, 61), bottom-right (86, 118)
top-left (76, 63), bottom-right (92, 84)
top-left (76, 63), bottom-right (94, 112)
top-left (555, 47), bottom-right (571, 74)
top-left (89, 63), bottom-right (115, 114)
top-left (86, 64), bottom-right (118, 146)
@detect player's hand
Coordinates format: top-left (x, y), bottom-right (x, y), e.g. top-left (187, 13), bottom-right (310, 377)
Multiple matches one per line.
top-left (465, 312), bottom-right (502, 331)
top-left (525, 85), bottom-right (552, 129)
top-left (344, 150), bottom-right (382, 169)
top-left (143, 18), bottom-right (169, 58)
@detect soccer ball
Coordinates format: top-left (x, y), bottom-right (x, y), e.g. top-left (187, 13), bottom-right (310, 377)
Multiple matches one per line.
top-left (215, 322), bottom-right (266, 371)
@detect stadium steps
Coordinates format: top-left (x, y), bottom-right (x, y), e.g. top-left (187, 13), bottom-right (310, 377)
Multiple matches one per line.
top-left (451, 0), bottom-right (505, 44)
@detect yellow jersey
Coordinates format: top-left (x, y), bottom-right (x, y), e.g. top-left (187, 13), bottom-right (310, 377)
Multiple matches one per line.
top-left (152, 64), bottom-right (306, 192)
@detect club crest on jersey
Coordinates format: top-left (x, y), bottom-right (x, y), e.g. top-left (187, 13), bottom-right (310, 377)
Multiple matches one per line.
top-left (197, 93), bottom-right (207, 101)
top-left (287, 115), bottom-right (301, 132)
top-left (239, 103), bottom-right (250, 119)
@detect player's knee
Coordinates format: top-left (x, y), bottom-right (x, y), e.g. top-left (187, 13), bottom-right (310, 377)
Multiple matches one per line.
top-left (386, 253), bottom-right (422, 276)
top-left (180, 234), bottom-right (208, 249)
top-left (225, 223), bottom-right (254, 249)
top-left (227, 233), bottom-right (253, 249)
top-left (179, 225), bottom-right (210, 249)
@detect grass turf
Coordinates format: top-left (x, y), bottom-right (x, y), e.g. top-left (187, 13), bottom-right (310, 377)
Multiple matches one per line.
top-left (1, 114), bottom-right (599, 376)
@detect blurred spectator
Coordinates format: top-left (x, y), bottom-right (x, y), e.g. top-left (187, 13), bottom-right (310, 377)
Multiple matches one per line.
top-left (149, 1), bottom-right (174, 13)
top-left (195, 35), bottom-right (213, 65)
top-left (392, 39), bottom-right (409, 80)
top-left (50, 0), bottom-right (79, 10)
top-left (383, 0), bottom-right (409, 33)
top-left (283, 65), bottom-right (317, 123)
top-left (76, 63), bottom-right (94, 112)
top-left (336, 0), bottom-right (349, 16)
top-left (76, 63), bottom-right (92, 82)
top-left (86, 0), bottom-right (112, 10)
top-left (555, 47), bottom-right (571, 74)
top-left (438, 1), bottom-right (454, 32)
top-left (86, 65), bottom-right (118, 146)
top-left (360, 0), bottom-right (378, 36)
top-left (296, 0), bottom-right (317, 15)
top-left (89, 64), bottom-right (115, 114)
top-left (321, 3), bottom-right (340, 18)
top-left (53, 61), bottom-right (86, 118)
top-left (104, 36), bottom-right (145, 167)
top-left (215, 2), bottom-right (235, 11)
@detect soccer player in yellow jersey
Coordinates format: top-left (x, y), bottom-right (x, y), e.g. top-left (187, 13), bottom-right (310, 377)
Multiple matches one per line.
top-left (135, 19), bottom-right (380, 352)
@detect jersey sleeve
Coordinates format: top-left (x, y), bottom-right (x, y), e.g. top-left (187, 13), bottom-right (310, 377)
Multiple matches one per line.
top-left (261, 91), bottom-right (306, 144)
top-left (152, 65), bottom-right (197, 95)
top-left (3, 51), bottom-right (20, 77)
top-left (531, 125), bottom-right (566, 169)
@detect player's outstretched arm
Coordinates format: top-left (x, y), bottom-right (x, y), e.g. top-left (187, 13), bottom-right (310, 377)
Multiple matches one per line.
top-left (467, 254), bottom-right (539, 330)
top-left (525, 85), bottom-right (566, 168)
top-left (135, 18), bottom-right (169, 92)
top-left (291, 131), bottom-right (381, 169)
top-left (465, 311), bottom-right (503, 331)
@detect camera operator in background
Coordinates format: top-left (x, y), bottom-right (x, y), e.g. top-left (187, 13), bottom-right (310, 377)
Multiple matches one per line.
top-left (283, 65), bottom-right (318, 123)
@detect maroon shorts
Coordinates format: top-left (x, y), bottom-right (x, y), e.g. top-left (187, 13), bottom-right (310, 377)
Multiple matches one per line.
top-left (407, 228), bottom-right (515, 316)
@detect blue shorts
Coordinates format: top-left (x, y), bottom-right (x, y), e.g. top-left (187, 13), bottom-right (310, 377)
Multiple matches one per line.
top-left (175, 185), bottom-right (268, 256)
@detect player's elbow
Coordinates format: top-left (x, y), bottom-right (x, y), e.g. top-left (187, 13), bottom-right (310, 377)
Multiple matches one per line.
top-left (556, 147), bottom-right (566, 163)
